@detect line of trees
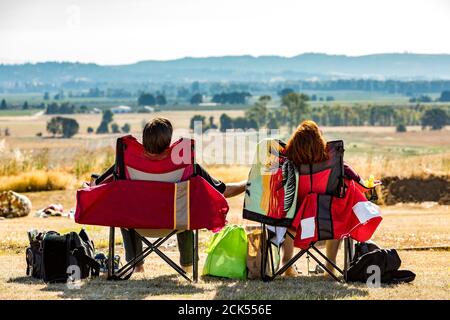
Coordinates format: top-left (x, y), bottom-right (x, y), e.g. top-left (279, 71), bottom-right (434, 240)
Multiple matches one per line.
top-left (45, 102), bottom-right (77, 114)
top-left (194, 93), bottom-right (449, 132)
top-left (275, 81), bottom-right (450, 95)
top-left (176, 80), bottom-right (450, 99)
top-left (0, 99), bottom-right (47, 111)
top-left (95, 109), bottom-right (131, 134)
top-left (212, 92), bottom-right (251, 105)
top-left (137, 92), bottom-right (167, 106)
top-left (409, 91), bottom-right (450, 103)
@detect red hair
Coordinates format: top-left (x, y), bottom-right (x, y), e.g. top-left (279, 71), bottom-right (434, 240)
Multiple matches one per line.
top-left (285, 120), bottom-right (328, 167)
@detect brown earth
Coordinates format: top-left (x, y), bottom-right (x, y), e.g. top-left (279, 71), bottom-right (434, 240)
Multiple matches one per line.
top-left (381, 175), bottom-right (450, 205)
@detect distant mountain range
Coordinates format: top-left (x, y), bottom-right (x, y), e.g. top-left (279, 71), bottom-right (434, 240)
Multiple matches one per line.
top-left (1, 53), bottom-right (450, 84)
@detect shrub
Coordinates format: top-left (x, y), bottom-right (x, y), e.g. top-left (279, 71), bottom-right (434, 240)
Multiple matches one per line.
top-left (111, 123), bottom-right (120, 133)
top-left (121, 123), bottom-right (131, 133)
top-left (46, 116), bottom-right (79, 138)
top-left (396, 124), bottom-right (407, 132)
top-left (0, 171), bottom-right (74, 192)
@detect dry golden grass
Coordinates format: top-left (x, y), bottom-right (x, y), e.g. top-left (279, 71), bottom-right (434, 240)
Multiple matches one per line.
top-left (0, 110), bottom-right (245, 138)
top-left (1, 250), bottom-right (448, 300)
top-left (0, 188), bottom-right (449, 300)
top-left (346, 152), bottom-right (450, 179)
top-left (1, 111), bottom-right (449, 191)
top-left (0, 171), bottom-right (75, 193)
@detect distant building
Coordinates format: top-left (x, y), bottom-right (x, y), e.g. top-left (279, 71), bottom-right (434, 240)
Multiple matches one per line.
top-left (198, 102), bottom-right (218, 107)
top-left (111, 105), bottom-right (132, 114)
top-left (143, 106), bottom-right (155, 112)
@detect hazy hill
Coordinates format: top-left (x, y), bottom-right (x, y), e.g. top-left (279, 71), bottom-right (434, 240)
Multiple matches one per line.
top-left (1, 53), bottom-right (450, 84)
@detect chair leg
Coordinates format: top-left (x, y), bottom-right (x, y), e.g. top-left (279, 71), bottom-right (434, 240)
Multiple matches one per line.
top-left (307, 251), bottom-right (342, 282)
top-left (260, 224), bottom-right (269, 281)
top-left (140, 236), bottom-right (192, 282)
top-left (272, 249), bottom-right (308, 280)
top-left (344, 238), bottom-right (354, 282)
top-left (108, 227), bottom-right (115, 279)
top-left (310, 245), bottom-right (344, 275)
top-left (193, 230), bottom-right (199, 282)
top-left (113, 232), bottom-right (174, 280)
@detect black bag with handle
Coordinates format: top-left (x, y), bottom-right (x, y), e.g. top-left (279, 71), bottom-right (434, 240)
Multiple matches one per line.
top-left (347, 241), bottom-right (415, 284)
top-left (26, 229), bottom-right (99, 283)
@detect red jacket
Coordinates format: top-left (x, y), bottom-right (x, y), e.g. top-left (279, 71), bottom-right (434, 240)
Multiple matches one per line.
top-left (291, 179), bottom-right (382, 249)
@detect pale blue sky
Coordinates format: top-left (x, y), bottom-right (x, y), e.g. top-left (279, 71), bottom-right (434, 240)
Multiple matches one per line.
top-left (1, 0), bottom-right (449, 64)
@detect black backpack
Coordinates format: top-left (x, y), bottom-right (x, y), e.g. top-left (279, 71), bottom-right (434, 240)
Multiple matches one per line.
top-left (346, 241), bottom-right (415, 284)
top-left (26, 229), bottom-right (100, 283)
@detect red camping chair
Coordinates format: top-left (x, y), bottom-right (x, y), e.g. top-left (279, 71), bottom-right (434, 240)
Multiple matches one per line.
top-left (75, 135), bottom-right (229, 282)
top-left (243, 139), bottom-right (381, 282)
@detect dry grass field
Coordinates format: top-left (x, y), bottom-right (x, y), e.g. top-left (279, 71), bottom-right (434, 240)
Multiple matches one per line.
top-left (0, 111), bottom-right (449, 300)
top-left (0, 191), bottom-right (449, 300)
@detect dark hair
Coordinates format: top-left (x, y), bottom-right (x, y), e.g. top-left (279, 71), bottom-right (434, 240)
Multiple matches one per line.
top-left (142, 117), bottom-right (173, 154)
top-left (285, 120), bottom-right (328, 167)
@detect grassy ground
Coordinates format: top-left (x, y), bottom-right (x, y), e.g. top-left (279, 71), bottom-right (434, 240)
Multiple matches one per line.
top-left (0, 189), bottom-right (449, 300)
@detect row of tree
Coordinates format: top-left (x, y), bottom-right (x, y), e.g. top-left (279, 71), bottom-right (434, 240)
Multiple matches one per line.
top-left (274, 81), bottom-right (450, 95)
top-left (190, 94), bottom-right (449, 132)
top-left (211, 92), bottom-right (251, 105)
top-left (409, 91), bottom-right (450, 103)
top-left (0, 99), bottom-right (46, 111)
top-left (45, 102), bottom-right (78, 114)
top-left (44, 88), bottom-right (134, 100)
top-left (95, 109), bottom-right (131, 134)
top-left (137, 92), bottom-right (167, 106)
top-left (46, 109), bottom-right (131, 138)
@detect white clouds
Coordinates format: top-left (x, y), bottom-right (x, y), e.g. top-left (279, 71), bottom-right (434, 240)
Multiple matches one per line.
top-left (0, 0), bottom-right (449, 64)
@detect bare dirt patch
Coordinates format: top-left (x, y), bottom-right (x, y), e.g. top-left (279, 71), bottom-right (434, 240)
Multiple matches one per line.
top-left (382, 175), bottom-right (450, 205)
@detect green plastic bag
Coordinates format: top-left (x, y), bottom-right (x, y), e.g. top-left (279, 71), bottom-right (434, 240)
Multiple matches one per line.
top-left (203, 224), bottom-right (248, 280)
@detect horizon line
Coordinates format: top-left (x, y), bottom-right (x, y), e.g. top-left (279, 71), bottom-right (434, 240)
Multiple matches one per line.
top-left (1, 51), bottom-right (450, 66)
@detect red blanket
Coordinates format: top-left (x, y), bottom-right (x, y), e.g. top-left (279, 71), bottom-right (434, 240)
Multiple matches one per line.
top-left (75, 175), bottom-right (228, 231)
top-left (291, 179), bottom-right (382, 249)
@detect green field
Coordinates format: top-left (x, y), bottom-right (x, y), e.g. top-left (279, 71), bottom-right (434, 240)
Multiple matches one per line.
top-left (1, 90), bottom-right (446, 112)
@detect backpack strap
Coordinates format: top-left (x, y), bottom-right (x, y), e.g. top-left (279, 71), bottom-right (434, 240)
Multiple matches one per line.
top-left (72, 248), bottom-right (100, 277)
top-left (70, 231), bottom-right (100, 277)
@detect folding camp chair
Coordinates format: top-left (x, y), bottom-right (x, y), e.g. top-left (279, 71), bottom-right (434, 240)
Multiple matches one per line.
top-left (243, 139), bottom-right (380, 282)
top-left (259, 226), bottom-right (353, 282)
top-left (76, 135), bottom-right (228, 282)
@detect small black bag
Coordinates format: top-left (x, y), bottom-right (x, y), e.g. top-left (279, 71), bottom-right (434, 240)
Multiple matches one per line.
top-left (347, 241), bottom-right (415, 284)
top-left (26, 231), bottom-right (46, 279)
top-left (26, 229), bottom-right (100, 283)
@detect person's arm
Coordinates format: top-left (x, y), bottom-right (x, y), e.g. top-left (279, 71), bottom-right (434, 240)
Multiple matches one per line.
top-left (223, 180), bottom-right (247, 198)
top-left (194, 164), bottom-right (247, 198)
top-left (344, 162), bottom-right (361, 182)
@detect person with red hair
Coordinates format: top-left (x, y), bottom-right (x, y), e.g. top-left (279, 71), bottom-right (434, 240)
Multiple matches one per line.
top-left (282, 120), bottom-right (362, 277)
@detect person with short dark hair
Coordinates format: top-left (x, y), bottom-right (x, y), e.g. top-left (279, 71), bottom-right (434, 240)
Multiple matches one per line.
top-left (142, 117), bottom-right (173, 154)
top-left (122, 117), bottom-right (246, 273)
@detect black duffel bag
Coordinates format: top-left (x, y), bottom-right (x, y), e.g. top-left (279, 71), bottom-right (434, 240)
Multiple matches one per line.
top-left (347, 241), bottom-right (415, 284)
top-left (26, 229), bottom-right (100, 283)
